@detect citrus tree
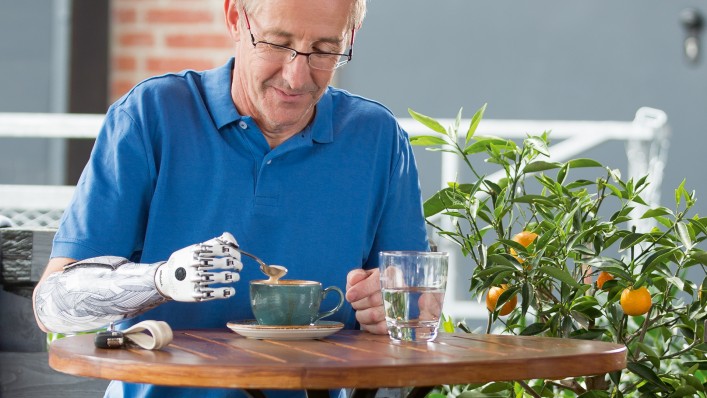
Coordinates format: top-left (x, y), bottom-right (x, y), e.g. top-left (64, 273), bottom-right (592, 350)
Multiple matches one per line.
top-left (409, 104), bottom-right (707, 397)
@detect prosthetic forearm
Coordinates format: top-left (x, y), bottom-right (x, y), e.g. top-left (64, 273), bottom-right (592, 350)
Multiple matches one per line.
top-left (34, 233), bottom-right (243, 334)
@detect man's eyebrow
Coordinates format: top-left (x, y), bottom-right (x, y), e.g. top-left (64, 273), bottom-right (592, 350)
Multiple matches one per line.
top-left (263, 28), bottom-right (344, 46)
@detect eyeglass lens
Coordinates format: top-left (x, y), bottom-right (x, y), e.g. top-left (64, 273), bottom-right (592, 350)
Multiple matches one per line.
top-left (254, 43), bottom-right (346, 70)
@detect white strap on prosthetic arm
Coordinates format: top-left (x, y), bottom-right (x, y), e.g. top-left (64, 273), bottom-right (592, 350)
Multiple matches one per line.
top-left (124, 320), bottom-right (174, 350)
top-left (34, 233), bottom-right (243, 334)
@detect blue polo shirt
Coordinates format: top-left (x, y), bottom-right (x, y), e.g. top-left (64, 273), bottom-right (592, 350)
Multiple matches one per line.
top-left (51, 58), bottom-right (428, 398)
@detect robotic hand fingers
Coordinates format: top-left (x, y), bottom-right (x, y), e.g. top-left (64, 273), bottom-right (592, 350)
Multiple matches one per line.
top-left (155, 232), bottom-right (244, 302)
top-left (195, 232), bottom-right (243, 260)
top-left (199, 257), bottom-right (243, 272)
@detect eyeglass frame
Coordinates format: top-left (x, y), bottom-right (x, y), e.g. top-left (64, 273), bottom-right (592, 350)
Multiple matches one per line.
top-left (242, 8), bottom-right (356, 71)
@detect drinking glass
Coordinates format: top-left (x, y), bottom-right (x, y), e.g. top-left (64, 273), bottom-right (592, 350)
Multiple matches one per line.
top-left (379, 251), bottom-right (448, 343)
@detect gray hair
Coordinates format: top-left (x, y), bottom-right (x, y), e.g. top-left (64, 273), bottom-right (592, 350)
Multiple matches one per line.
top-left (237, 0), bottom-right (366, 30)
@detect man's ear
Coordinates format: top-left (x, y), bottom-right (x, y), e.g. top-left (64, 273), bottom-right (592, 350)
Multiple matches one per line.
top-left (224, 0), bottom-right (240, 42)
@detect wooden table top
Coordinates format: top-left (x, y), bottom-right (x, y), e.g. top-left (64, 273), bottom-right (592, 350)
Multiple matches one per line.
top-left (49, 329), bottom-right (627, 390)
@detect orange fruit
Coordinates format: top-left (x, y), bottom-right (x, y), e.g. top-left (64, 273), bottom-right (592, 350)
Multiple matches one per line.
top-left (596, 271), bottom-right (614, 290)
top-left (510, 230), bottom-right (538, 264)
top-left (620, 286), bottom-right (652, 316)
top-left (486, 284), bottom-right (518, 316)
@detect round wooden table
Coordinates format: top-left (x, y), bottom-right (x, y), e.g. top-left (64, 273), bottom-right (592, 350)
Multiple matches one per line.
top-left (49, 329), bottom-right (627, 398)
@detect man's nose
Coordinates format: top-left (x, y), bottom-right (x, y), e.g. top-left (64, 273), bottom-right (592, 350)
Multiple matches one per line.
top-left (282, 54), bottom-right (313, 90)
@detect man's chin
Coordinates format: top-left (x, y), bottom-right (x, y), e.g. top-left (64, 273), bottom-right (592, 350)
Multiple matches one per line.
top-left (266, 106), bottom-right (315, 125)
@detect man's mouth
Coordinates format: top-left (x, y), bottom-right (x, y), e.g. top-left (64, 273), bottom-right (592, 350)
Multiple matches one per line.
top-left (273, 87), bottom-right (306, 98)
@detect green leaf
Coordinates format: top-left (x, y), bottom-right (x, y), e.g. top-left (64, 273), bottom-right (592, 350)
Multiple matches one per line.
top-left (666, 275), bottom-right (685, 291)
top-left (639, 247), bottom-right (676, 275)
top-left (463, 136), bottom-right (512, 155)
top-left (688, 218), bottom-right (707, 236)
top-left (683, 374), bottom-right (706, 392)
top-left (677, 221), bottom-right (694, 250)
top-left (441, 314), bottom-right (455, 333)
top-left (569, 328), bottom-right (606, 340)
top-left (465, 103), bottom-right (487, 144)
top-left (670, 386), bottom-right (698, 397)
top-left (586, 258), bottom-right (632, 280)
top-left (520, 322), bottom-right (548, 336)
top-left (641, 207), bottom-right (673, 219)
top-left (609, 370), bottom-right (621, 387)
top-left (523, 161), bottom-right (562, 173)
top-left (566, 179), bottom-right (595, 189)
top-left (408, 108), bottom-right (447, 134)
top-left (557, 162), bottom-right (569, 184)
top-left (604, 183), bottom-right (623, 199)
top-left (512, 194), bottom-right (556, 207)
top-left (538, 266), bottom-right (580, 287)
top-left (453, 107), bottom-right (462, 141)
top-left (526, 136), bottom-right (550, 157)
top-left (423, 189), bottom-right (451, 218)
top-left (566, 158), bottom-right (603, 168)
top-left (690, 250), bottom-right (707, 267)
top-left (577, 390), bottom-right (610, 398)
top-left (487, 254), bottom-right (522, 270)
top-left (676, 178), bottom-right (686, 206)
top-left (627, 362), bottom-right (670, 391)
top-left (409, 135), bottom-right (449, 147)
top-left (619, 232), bottom-right (649, 251)
top-left (480, 382), bottom-right (513, 393)
top-left (684, 360), bottom-right (707, 370)
top-left (571, 244), bottom-right (596, 256)
top-left (636, 342), bottom-right (660, 368)
top-left (521, 282), bottom-right (532, 316)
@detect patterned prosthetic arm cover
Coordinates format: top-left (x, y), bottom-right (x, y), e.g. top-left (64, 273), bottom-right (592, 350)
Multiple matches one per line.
top-left (34, 256), bottom-right (166, 333)
top-left (34, 233), bottom-right (243, 334)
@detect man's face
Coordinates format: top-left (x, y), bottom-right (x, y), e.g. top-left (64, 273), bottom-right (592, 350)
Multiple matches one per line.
top-left (232, 0), bottom-right (352, 135)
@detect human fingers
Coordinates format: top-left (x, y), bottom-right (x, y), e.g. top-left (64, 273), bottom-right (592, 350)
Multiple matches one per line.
top-left (418, 292), bottom-right (443, 321)
top-left (345, 268), bottom-right (380, 303)
top-left (346, 268), bottom-right (371, 291)
top-left (355, 306), bottom-right (388, 335)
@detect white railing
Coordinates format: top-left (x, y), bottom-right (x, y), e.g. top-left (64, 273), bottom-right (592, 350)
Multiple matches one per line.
top-left (0, 109), bottom-right (670, 321)
top-left (0, 113), bottom-right (104, 227)
top-left (0, 112), bottom-right (103, 139)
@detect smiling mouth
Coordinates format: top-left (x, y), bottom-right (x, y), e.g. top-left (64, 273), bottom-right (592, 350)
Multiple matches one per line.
top-left (274, 87), bottom-right (306, 98)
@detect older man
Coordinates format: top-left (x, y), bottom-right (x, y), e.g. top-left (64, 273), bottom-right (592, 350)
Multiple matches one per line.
top-left (33, 0), bottom-right (428, 397)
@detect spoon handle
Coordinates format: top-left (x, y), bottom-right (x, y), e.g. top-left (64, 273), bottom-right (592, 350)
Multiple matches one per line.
top-left (234, 248), bottom-right (269, 272)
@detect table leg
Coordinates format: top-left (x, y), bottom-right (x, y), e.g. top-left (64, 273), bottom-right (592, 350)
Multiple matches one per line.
top-left (244, 389), bottom-right (268, 398)
top-left (348, 388), bottom-right (378, 398)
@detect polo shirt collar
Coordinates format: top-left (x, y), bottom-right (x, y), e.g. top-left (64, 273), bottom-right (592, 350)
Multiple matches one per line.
top-left (310, 87), bottom-right (334, 144)
top-left (203, 58), bottom-right (240, 130)
top-left (202, 57), bottom-right (335, 144)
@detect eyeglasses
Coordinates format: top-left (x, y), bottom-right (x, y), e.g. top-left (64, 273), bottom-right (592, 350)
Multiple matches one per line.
top-left (242, 9), bottom-right (355, 71)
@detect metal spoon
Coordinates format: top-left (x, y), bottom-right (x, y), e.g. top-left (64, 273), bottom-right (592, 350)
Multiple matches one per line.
top-left (234, 247), bottom-right (288, 282)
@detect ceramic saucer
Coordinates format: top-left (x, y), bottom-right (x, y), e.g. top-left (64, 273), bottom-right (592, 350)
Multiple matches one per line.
top-left (226, 320), bottom-right (344, 340)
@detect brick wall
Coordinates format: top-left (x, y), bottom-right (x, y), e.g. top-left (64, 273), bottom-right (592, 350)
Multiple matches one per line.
top-left (109, 0), bottom-right (234, 103)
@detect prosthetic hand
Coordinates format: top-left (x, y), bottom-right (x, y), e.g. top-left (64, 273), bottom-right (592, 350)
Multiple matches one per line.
top-left (34, 232), bottom-right (244, 334)
top-left (154, 232), bottom-right (242, 301)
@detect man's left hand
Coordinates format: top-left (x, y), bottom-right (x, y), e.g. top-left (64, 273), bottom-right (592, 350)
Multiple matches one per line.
top-left (346, 268), bottom-right (387, 334)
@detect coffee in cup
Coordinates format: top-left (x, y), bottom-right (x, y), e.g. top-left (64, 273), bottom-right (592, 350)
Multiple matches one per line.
top-left (250, 280), bottom-right (345, 326)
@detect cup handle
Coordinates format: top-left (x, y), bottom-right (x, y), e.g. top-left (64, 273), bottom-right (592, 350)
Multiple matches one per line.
top-left (313, 286), bottom-right (345, 323)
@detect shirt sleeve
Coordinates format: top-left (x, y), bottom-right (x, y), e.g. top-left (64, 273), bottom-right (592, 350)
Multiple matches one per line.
top-left (51, 104), bottom-right (156, 261)
top-left (365, 123), bottom-right (430, 269)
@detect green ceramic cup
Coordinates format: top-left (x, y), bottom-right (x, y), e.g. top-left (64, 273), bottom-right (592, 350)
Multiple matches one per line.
top-left (250, 280), bottom-right (345, 326)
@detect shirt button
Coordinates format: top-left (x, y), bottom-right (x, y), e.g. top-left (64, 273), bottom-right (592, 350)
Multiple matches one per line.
top-left (238, 121), bottom-right (248, 129)
top-left (266, 160), bottom-right (272, 165)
